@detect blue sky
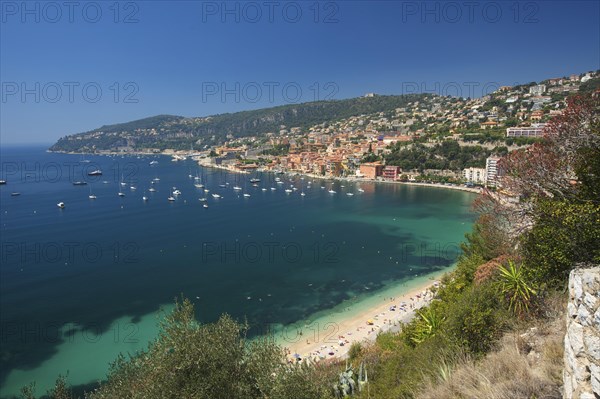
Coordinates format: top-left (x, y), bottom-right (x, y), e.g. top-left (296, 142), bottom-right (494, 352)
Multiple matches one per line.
top-left (1, 0), bottom-right (599, 144)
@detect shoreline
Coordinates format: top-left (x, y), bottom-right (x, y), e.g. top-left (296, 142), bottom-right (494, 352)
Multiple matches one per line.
top-left (47, 150), bottom-right (482, 195)
top-left (274, 270), bottom-right (447, 363)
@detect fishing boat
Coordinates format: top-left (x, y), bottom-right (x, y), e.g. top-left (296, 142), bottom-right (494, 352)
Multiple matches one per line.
top-left (57, 202), bottom-right (65, 208)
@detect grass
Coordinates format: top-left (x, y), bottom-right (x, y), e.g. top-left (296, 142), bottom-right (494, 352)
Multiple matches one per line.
top-left (414, 292), bottom-right (566, 399)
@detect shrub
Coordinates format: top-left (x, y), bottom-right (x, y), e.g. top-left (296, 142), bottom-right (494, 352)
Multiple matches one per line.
top-left (444, 283), bottom-right (510, 356)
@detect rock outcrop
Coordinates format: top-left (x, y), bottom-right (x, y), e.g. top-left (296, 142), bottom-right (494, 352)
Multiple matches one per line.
top-left (564, 265), bottom-right (600, 399)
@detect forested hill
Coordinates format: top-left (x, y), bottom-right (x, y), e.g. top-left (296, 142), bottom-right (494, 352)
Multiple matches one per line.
top-left (49, 94), bottom-right (432, 152)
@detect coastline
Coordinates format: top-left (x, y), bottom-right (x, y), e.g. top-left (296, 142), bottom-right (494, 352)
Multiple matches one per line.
top-left (274, 269), bottom-right (448, 363)
top-left (47, 149), bottom-right (482, 195)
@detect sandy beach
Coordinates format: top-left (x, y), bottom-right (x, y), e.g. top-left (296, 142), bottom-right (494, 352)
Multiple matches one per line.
top-left (277, 277), bottom-right (440, 363)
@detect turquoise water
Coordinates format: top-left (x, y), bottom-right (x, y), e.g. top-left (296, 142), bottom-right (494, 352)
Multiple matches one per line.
top-left (0, 146), bottom-right (476, 397)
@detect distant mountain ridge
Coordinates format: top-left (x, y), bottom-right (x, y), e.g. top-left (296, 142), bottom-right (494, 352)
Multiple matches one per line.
top-left (48, 94), bottom-right (433, 152)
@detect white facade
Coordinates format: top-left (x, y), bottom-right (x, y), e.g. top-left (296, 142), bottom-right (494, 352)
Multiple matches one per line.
top-left (485, 156), bottom-right (501, 187)
top-left (529, 84), bottom-right (547, 95)
top-left (506, 123), bottom-right (547, 138)
top-left (462, 167), bottom-right (487, 184)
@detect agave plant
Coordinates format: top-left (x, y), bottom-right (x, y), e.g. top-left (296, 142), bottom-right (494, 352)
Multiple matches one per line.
top-left (333, 361), bottom-right (368, 398)
top-left (411, 307), bottom-right (445, 344)
top-left (497, 260), bottom-right (537, 317)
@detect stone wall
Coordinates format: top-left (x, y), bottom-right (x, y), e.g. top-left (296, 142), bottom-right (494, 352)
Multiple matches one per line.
top-left (564, 266), bottom-right (600, 399)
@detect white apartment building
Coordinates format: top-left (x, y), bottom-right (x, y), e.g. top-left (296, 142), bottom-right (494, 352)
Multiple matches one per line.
top-left (529, 84), bottom-right (547, 95)
top-left (506, 123), bottom-right (547, 138)
top-left (485, 156), bottom-right (502, 187)
top-left (462, 167), bottom-right (487, 184)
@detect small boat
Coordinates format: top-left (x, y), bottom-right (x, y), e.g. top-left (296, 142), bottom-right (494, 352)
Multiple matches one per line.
top-left (199, 198), bottom-right (207, 202)
top-left (261, 188), bottom-right (267, 192)
top-left (118, 192), bottom-right (125, 197)
top-left (102, 181), bottom-right (109, 184)
top-left (250, 178), bottom-right (260, 183)
top-left (168, 196), bottom-right (175, 201)
top-left (346, 193), bottom-right (354, 196)
top-left (233, 186), bottom-right (242, 191)
top-left (148, 187), bottom-right (156, 192)
top-left (357, 188), bottom-right (365, 193)
top-left (11, 192), bottom-right (20, 196)
top-left (57, 202), bottom-right (65, 208)
top-left (142, 196), bottom-right (148, 201)
top-left (284, 189), bottom-right (293, 194)
top-left (120, 182), bottom-right (127, 186)
top-left (328, 190), bottom-right (337, 194)
top-left (276, 181), bottom-right (284, 185)
top-left (88, 186), bottom-right (96, 199)
top-left (0, 180), bottom-right (6, 184)
top-left (252, 183), bottom-right (259, 187)
top-left (321, 186), bottom-right (325, 189)
top-left (243, 193), bottom-right (251, 197)
top-left (270, 187), bottom-right (276, 191)
top-left (300, 192), bottom-right (306, 196)
top-left (194, 183), bottom-right (204, 188)
top-left (152, 177), bottom-right (160, 182)
top-left (219, 184), bottom-right (227, 188)
top-left (130, 186), bottom-right (137, 190)
top-left (204, 189), bottom-right (210, 193)
top-left (73, 181), bottom-right (87, 186)
top-left (87, 170), bottom-right (102, 176)
top-left (149, 160), bottom-right (158, 165)
top-left (203, 204), bottom-right (209, 208)
top-left (212, 193), bottom-right (221, 199)
top-left (173, 190), bottom-right (181, 196)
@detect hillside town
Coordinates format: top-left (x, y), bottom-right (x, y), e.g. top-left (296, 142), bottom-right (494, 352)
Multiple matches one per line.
top-left (192, 71), bottom-right (598, 188)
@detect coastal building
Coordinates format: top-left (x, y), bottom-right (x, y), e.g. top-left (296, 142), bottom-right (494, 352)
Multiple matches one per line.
top-left (359, 162), bottom-right (383, 179)
top-left (462, 167), bottom-right (486, 184)
top-left (485, 156), bottom-right (502, 187)
top-left (382, 166), bottom-right (402, 180)
top-left (506, 123), bottom-right (547, 138)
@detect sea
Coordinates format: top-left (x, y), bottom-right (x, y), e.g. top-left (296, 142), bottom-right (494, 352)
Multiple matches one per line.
top-left (0, 145), bottom-right (476, 398)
